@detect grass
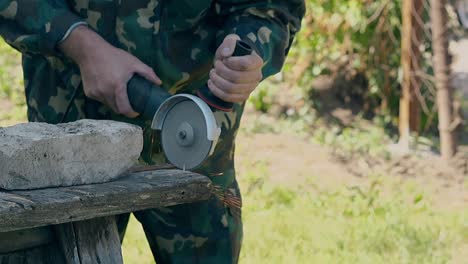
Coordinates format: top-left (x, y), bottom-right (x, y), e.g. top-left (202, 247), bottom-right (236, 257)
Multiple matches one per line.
top-left (122, 170), bottom-right (468, 264)
top-left (240, 177), bottom-right (467, 264)
top-left (0, 39), bottom-right (27, 126)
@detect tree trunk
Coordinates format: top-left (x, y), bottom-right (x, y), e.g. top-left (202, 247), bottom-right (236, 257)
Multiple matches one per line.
top-left (399, 0), bottom-right (423, 148)
top-left (431, 0), bottom-right (457, 159)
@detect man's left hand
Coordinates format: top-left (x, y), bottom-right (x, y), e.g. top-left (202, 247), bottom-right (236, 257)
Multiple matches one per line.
top-left (208, 34), bottom-right (263, 103)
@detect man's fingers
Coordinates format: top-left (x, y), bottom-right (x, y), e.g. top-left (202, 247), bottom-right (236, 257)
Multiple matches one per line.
top-left (210, 70), bottom-right (257, 95)
top-left (224, 52), bottom-right (263, 71)
top-left (211, 39), bottom-right (262, 104)
top-left (87, 78), bottom-right (139, 118)
top-left (207, 80), bottom-right (246, 103)
top-left (133, 62), bottom-right (162, 86)
top-left (114, 84), bottom-right (139, 118)
top-left (214, 60), bottom-right (262, 84)
top-left (215, 34), bottom-right (241, 60)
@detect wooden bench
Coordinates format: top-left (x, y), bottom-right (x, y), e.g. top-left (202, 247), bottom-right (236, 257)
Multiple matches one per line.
top-left (0, 169), bottom-right (211, 263)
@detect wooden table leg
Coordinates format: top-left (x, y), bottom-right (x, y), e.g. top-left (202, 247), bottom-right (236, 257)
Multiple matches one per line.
top-left (55, 216), bottom-right (123, 264)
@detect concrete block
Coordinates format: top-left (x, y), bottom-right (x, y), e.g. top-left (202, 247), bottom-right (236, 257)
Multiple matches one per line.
top-left (0, 119), bottom-right (143, 190)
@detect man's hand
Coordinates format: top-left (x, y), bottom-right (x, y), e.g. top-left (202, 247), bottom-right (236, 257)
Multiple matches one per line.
top-left (208, 34), bottom-right (263, 103)
top-left (59, 26), bottom-right (161, 118)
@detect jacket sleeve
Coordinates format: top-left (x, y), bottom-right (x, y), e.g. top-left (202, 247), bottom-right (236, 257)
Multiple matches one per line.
top-left (214, 0), bottom-right (305, 78)
top-left (0, 0), bottom-right (86, 55)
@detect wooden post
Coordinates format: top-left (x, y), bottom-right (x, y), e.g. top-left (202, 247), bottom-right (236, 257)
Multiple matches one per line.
top-left (399, 0), bottom-right (423, 147)
top-left (431, 0), bottom-right (457, 159)
top-left (55, 217), bottom-right (123, 264)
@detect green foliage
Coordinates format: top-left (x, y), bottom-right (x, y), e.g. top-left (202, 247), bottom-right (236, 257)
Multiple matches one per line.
top-left (311, 124), bottom-right (391, 157)
top-left (287, 0), bottom-right (403, 114)
top-left (0, 40), bottom-right (21, 98)
top-left (248, 81), bottom-right (275, 113)
top-left (249, 0), bottom-right (437, 133)
top-left (0, 39), bottom-right (27, 125)
top-left (250, 0), bottom-right (455, 138)
top-left (286, 0), bottom-right (401, 83)
top-left (240, 114), bottom-right (314, 137)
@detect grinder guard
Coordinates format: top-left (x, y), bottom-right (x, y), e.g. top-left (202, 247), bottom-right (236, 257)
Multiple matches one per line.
top-left (152, 94), bottom-right (220, 143)
top-left (152, 94), bottom-right (221, 168)
top-left (127, 75), bottom-right (221, 169)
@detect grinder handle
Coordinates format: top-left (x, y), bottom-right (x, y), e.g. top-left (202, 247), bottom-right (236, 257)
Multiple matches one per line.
top-left (197, 40), bottom-right (253, 112)
top-left (127, 75), bottom-right (171, 120)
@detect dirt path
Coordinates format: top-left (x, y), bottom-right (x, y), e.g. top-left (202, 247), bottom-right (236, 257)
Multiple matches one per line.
top-left (235, 126), bottom-right (468, 210)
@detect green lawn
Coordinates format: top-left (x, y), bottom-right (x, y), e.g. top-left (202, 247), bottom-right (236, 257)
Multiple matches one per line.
top-left (0, 39), bottom-right (26, 126)
top-left (122, 172), bottom-right (467, 264)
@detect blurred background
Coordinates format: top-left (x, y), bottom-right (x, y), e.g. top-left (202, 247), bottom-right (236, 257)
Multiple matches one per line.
top-left (1, 0), bottom-right (467, 263)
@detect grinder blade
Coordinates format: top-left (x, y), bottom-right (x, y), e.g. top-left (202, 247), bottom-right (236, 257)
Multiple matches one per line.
top-left (161, 99), bottom-right (213, 170)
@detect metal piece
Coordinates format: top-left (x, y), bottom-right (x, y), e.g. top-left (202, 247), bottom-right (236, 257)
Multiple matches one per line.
top-left (176, 122), bottom-right (195, 147)
top-left (159, 99), bottom-right (217, 170)
top-left (153, 94), bottom-right (221, 143)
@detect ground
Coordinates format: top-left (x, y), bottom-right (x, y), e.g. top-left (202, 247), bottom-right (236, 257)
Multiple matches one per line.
top-left (121, 110), bottom-right (468, 264)
top-left (237, 125), bottom-right (467, 210)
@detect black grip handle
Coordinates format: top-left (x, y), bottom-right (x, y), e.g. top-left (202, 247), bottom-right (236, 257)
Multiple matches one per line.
top-left (197, 40), bottom-right (253, 112)
top-left (127, 75), bottom-right (171, 120)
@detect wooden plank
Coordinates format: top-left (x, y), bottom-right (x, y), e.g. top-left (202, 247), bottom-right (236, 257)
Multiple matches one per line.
top-left (0, 243), bottom-right (65, 263)
top-left (55, 217), bottom-right (123, 264)
top-left (0, 170), bottom-right (211, 233)
top-left (0, 227), bottom-right (54, 254)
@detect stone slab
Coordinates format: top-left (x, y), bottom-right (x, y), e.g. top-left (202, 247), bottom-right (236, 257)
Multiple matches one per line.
top-left (0, 120), bottom-right (143, 190)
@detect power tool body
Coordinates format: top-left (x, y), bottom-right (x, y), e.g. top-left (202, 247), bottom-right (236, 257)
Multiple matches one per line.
top-left (127, 40), bottom-right (252, 170)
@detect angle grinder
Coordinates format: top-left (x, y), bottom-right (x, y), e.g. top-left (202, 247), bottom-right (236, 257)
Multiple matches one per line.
top-left (127, 40), bottom-right (252, 170)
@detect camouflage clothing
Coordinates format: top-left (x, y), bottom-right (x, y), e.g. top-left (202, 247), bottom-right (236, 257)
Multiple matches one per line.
top-left (1, 0), bottom-right (304, 262)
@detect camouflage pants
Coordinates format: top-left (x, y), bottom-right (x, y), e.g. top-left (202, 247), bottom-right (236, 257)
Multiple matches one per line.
top-left (117, 175), bottom-right (243, 264)
top-left (113, 104), bottom-right (246, 264)
top-left (117, 105), bottom-right (245, 263)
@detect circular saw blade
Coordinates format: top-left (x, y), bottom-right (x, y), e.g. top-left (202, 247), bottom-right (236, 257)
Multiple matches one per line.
top-left (161, 99), bottom-right (213, 170)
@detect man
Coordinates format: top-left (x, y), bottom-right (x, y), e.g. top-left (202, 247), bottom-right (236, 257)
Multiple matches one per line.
top-left (0, 1), bottom-right (304, 263)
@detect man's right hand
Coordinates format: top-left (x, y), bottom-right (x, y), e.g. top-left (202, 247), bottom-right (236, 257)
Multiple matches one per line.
top-left (59, 26), bottom-right (161, 118)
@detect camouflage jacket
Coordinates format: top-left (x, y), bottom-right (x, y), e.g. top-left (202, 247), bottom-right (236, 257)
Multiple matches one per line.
top-left (0, 0), bottom-right (305, 165)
